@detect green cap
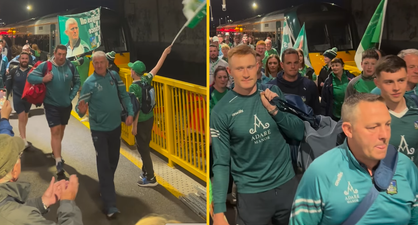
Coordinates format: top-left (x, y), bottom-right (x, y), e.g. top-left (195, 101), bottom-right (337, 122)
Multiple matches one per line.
top-left (0, 134), bottom-right (25, 179)
top-left (128, 61), bottom-right (146, 75)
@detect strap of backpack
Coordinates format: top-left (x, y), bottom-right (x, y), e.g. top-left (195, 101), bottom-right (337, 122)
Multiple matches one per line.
top-left (341, 145), bottom-right (398, 225)
top-left (409, 93), bottom-right (418, 107)
top-left (108, 70), bottom-right (125, 109)
top-left (0, 196), bottom-right (15, 208)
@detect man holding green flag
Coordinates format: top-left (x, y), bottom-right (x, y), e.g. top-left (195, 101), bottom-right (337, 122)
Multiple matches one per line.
top-left (354, 0), bottom-right (388, 70)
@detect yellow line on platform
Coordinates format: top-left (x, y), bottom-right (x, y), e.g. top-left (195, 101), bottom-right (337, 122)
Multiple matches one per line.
top-left (71, 111), bottom-right (183, 198)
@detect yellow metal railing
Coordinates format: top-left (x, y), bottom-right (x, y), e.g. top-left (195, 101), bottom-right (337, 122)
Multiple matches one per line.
top-left (119, 68), bottom-right (207, 181)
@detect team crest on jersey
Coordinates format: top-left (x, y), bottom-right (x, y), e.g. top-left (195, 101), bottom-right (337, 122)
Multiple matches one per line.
top-left (387, 180), bottom-right (397, 195)
top-left (301, 96), bottom-right (306, 102)
top-left (110, 80), bottom-right (114, 85)
top-left (414, 121), bottom-right (418, 129)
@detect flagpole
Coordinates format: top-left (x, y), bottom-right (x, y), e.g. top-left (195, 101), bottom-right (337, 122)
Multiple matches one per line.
top-left (378, 0), bottom-right (388, 49)
top-left (172, 23), bottom-right (188, 45)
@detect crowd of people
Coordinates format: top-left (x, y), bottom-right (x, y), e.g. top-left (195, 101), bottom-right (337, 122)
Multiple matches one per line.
top-left (209, 32), bottom-right (418, 224)
top-left (0, 30), bottom-right (175, 222)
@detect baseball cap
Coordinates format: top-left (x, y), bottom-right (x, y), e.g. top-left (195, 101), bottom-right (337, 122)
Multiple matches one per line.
top-left (128, 61), bottom-right (146, 75)
top-left (212, 36), bottom-right (219, 42)
top-left (0, 134), bottom-right (25, 179)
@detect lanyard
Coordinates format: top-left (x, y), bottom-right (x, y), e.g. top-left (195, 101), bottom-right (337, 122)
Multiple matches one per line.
top-left (210, 59), bottom-right (220, 75)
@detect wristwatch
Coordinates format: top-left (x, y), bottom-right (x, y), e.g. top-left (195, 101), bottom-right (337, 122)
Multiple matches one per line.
top-left (268, 106), bottom-right (279, 115)
top-left (42, 202), bottom-right (49, 210)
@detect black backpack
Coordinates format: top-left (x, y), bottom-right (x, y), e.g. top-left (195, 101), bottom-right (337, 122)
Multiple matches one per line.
top-left (137, 81), bottom-right (155, 114)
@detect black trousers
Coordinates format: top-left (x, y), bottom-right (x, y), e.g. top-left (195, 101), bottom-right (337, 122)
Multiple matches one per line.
top-left (236, 177), bottom-right (299, 225)
top-left (135, 116), bottom-right (155, 179)
top-left (91, 126), bottom-right (121, 210)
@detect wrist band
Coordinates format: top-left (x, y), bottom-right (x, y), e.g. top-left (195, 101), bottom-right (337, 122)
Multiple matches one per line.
top-left (269, 106), bottom-right (278, 114)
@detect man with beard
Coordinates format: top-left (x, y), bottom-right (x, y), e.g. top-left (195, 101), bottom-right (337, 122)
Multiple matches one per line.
top-left (5, 52), bottom-right (33, 148)
top-left (210, 44), bottom-right (229, 86)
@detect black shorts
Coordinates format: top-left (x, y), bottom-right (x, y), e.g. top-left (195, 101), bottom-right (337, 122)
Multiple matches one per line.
top-left (44, 103), bottom-right (72, 128)
top-left (13, 95), bottom-right (32, 114)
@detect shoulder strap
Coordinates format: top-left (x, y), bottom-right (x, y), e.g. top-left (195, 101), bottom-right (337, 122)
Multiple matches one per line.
top-left (0, 196), bottom-right (15, 208)
top-left (341, 145), bottom-right (398, 225)
top-left (409, 94), bottom-right (418, 107)
top-left (67, 60), bottom-right (75, 75)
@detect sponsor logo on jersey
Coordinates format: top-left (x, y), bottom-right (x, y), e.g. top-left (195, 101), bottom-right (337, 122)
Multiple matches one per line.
top-left (232, 109), bottom-right (243, 117)
top-left (250, 114), bottom-right (271, 144)
top-left (344, 181), bottom-right (359, 204)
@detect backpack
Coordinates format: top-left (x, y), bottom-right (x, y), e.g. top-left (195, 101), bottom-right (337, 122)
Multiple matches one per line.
top-left (261, 84), bottom-right (343, 173)
top-left (21, 61), bottom-right (52, 106)
top-left (137, 81), bottom-right (155, 114)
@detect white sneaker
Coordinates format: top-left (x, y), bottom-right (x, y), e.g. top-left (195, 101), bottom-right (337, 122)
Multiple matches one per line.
top-left (24, 140), bottom-right (29, 148)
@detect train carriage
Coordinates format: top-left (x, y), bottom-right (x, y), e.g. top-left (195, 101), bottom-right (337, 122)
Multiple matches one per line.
top-left (217, 2), bottom-right (361, 75)
top-left (0, 7), bottom-right (136, 75)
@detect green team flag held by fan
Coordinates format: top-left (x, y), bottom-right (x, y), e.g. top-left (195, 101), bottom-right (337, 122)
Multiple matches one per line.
top-left (355, 0), bottom-right (388, 70)
top-left (280, 18), bottom-right (295, 61)
top-left (172, 0), bottom-right (207, 45)
top-left (293, 23), bottom-right (313, 69)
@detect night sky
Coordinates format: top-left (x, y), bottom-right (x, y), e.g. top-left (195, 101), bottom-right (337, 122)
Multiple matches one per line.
top-left (210, 0), bottom-right (344, 27)
top-left (0, 0), bottom-right (117, 24)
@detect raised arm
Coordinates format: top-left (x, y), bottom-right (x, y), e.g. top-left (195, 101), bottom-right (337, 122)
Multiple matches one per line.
top-left (149, 45), bottom-right (172, 77)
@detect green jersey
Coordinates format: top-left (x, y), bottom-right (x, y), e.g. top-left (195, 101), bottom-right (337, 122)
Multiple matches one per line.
top-left (345, 73), bottom-right (376, 99)
top-left (332, 72), bottom-right (350, 119)
top-left (210, 83), bottom-right (304, 213)
top-left (76, 71), bottom-right (134, 131)
top-left (129, 73), bottom-right (154, 122)
top-left (389, 96), bottom-right (418, 166)
top-left (209, 88), bottom-right (228, 114)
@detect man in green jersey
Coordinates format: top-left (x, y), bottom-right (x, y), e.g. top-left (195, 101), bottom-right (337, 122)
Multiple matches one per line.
top-left (345, 49), bottom-right (379, 98)
top-left (76, 51), bottom-right (134, 218)
top-left (290, 93), bottom-right (418, 224)
top-left (374, 55), bottom-right (418, 166)
top-left (211, 44), bottom-right (304, 225)
top-left (371, 49), bottom-right (418, 95)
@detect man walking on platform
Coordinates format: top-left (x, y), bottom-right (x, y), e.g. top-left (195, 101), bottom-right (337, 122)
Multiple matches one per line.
top-left (5, 52), bottom-right (33, 148)
top-left (76, 51), bottom-right (134, 218)
top-left (28, 44), bottom-right (80, 175)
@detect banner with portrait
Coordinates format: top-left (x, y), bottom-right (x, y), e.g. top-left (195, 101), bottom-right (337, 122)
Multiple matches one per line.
top-left (58, 7), bottom-right (101, 58)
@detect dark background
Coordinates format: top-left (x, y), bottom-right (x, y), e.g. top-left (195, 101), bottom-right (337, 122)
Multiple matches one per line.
top-left (0, 0), bottom-right (206, 86)
top-left (209, 0), bottom-right (344, 35)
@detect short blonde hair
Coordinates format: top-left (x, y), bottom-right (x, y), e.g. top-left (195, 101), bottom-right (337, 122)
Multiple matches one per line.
top-left (136, 215), bottom-right (180, 225)
top-left (256, 40), bottom-right (266, 46)
top-left (221, 44), bottom-right (230, 50)
top-left (228, 44), bottom-right (256, 62)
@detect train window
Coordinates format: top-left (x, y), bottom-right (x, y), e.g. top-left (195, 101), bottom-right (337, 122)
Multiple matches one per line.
top-left (305, 22), bottom-right (331, 52)
top-left (101, 21), bottom-right (127, 52)
top-left (326, 22), bottom-right (353, 51)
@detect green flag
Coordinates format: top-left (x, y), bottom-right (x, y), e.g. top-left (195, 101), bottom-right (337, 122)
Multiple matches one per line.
top-left (280, 19), bottom-right (294, 61)
top-left (355, 0), bottom-right (387, 70)
top-left (172, 0), bottom-right (206, 45)
top-left (183, 0), bottom-right (207, 29)
top-left (293, 23), bottom-right (312, 68)
top-left (58, 7), bottom-right (101, 58)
